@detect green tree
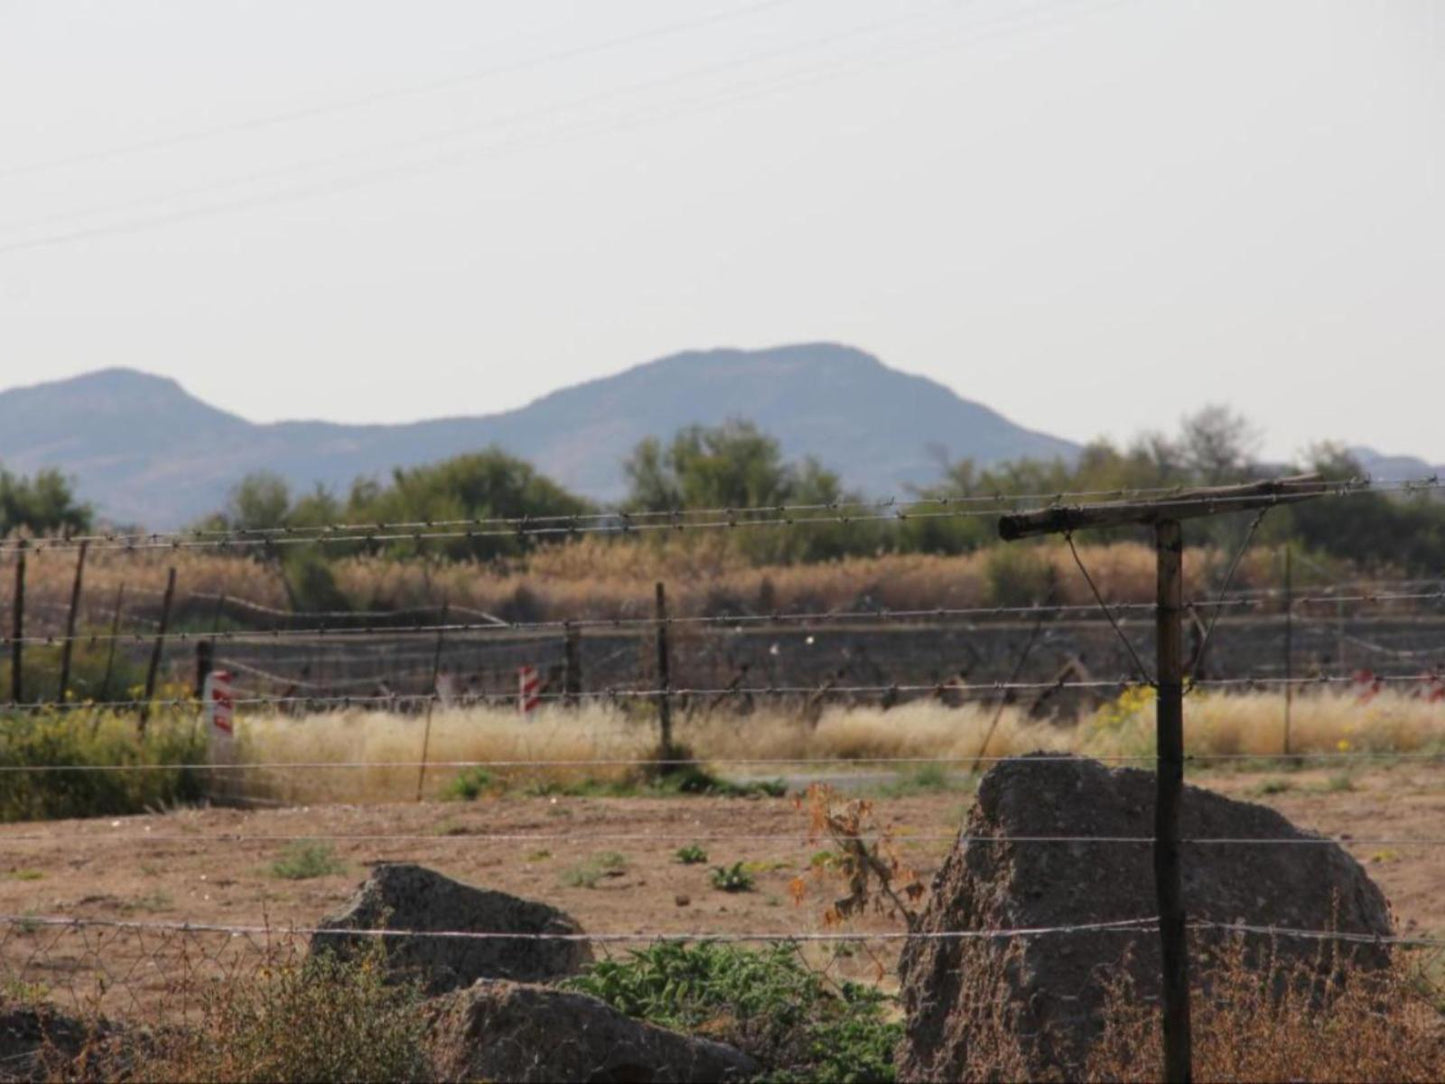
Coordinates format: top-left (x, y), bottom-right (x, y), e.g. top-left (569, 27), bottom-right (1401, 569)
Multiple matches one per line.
top-left (624, 421), bottom-right (873, 562)
top-left (345, 448), bottom-right (592, 560)
top-left (0, 466), bottom-right (91, 535)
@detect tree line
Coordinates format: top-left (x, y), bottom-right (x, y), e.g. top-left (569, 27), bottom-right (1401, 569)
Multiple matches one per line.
top-left (4, 407), bottom-right (1443, 576)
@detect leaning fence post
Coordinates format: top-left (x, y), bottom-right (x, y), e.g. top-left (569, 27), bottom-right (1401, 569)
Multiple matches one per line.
top-left (9, 540), bottom-right (25, 704)
top-left (98, 583), bottom-right (126, 703)
top-left (138, 567), bottom-right (176, 735)
top-left (415, 600), bottom-right (448, 801)
top-left (654, 582), bottom-right (675, 769)
top-left (57, 540), bottom-right (88, 703)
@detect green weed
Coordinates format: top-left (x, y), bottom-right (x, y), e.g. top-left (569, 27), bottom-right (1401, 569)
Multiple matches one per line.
top-left (269, 840), bottom-right (346, 880)
top-left (566, 941), bottom-right (900, 1082)
top-left (674, 844), bottom-right (709, 865)
top-left (710, 862), bottom-right (756, 893)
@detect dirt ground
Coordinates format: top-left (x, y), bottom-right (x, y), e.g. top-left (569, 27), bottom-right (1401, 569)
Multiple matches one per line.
top-left (2, 762), bottom-right (1443, 1019)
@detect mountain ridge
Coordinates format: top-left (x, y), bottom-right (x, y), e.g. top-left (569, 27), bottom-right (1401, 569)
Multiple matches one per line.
top-left (0, 344), bottom-right (1078, 528)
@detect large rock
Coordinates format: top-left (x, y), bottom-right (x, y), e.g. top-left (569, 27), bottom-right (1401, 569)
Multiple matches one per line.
top-left (427, 979), bottom-right (760, 1083)
top-left (310, 864), bottom-right (592, 994)
top-left (897, 754), bottom-right (1394, 1080)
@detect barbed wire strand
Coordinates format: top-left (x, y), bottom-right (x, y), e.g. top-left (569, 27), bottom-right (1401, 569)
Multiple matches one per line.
top-left (4, 478), bottom-right (1442, 554)
top-left (9, 590), bottom-right (1444, 650)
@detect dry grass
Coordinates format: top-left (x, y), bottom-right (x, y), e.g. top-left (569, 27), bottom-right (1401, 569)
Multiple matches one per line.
top-left (4, 536), bottom-right (1327, 630)
top-left (1083, 942), bottom-right (1445, 1082)
top-left (222, 689), bottom-right (1445, 805)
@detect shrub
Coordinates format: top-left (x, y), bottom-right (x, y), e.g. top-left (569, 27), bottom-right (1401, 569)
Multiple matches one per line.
top-left (441, 767), bottom-right (493, 801)
top-left (148, 946), bottom-right (432, 1082)
top-left (0, 706), bottom-right (206, 822)
top-left (566, 941), bottom-right (900, 1081)
top-left (269, 840), bottom-right (346, 880)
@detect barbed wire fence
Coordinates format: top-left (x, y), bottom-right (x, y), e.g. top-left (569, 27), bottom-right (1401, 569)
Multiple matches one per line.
top-left (1, 476), bottom-right (1444, 1079)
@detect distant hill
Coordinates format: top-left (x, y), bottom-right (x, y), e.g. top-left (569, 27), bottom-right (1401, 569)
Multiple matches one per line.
top-left (0, 343), bottom-right (1081, 527)
top-left (1350, 447), bottom-right (1445, 483)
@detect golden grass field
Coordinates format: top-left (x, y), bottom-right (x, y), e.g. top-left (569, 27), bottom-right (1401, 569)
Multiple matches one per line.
top-left (226, 689), bottom-right (1445, 805)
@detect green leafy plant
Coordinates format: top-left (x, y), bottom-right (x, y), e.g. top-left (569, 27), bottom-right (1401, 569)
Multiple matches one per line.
top-left (565, 941), bottom-right (900, 1082)
top-left (710, 862), bottom-right (756, 893)
top-left (269, 840), bottom-right (346, 880)
top-left (674, 844), bottom-right (709, 865)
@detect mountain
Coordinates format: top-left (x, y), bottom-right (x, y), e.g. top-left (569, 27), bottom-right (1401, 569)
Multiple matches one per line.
top-left (1349, 447), bottom-right (1445, 483)
top-left (0, 344), bottom-right (1078, 528)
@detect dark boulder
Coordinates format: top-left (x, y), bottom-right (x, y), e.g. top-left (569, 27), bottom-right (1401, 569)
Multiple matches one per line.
top-left (427, 979), bottom-right (759, 1083)
top-left (310, 863), bottom-right (591, 994)
top-left (897, 754), bottom-right (1394, 1080)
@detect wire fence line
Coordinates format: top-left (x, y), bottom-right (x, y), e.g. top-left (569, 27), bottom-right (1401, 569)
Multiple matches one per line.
top-left (3, 480), bottom-right (1443, 1080)
top-left (4, 913), bottom-right (1437, 949)
top-left (0, 475), bottom-right (1407, 549)
top-left (6, 591), bottom-right (1444, 650)
top-left (4, 670), bottom-right (1444, 717)
top-left (4, 829), bottom-right (1444, 847)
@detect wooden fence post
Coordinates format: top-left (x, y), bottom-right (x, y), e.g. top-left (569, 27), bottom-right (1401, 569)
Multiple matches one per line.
top-left (654, 582), bottom-right (675, 768)
top-left (415, 601), bottom-right (448, 801)
top-left (57, 540), bottom-right (88, 703)
top-left (1282, 543), bottom-right (1293, 756)
top-left (139, 567), bottom-right (176, 734)
top-left (563, 623), bottom-right (582, 707)
top-left (998, 476), bottom-right (1331, 1084)
top-left (99, 583), bottom-right (126, 703)
top-left (1154, 519), bottom-right (1192, 1083)
top-left (195, 639), bottom-right (214, 698)
top-left (9, 540), bottom-right (24, 704)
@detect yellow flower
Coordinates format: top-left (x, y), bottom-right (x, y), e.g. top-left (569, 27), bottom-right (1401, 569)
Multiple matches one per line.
top-left (1337, 739), bottom-right (1351, 752)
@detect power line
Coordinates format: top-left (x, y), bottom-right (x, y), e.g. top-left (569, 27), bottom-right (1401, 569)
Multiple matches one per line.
top-left (0, 0), bottom-right (806, 182)
top-left (0, 0), bottom-right (1163, 258)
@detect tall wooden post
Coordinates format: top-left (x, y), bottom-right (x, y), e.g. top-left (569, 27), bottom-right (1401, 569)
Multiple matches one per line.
top-left (195, 639), bottom-right (214, 698)
top-left (57, 540), bottom-right (89, 703)
top-left (998, 475), bottom-right (1330, 1084)
top-left (654, 582), bottom-right (675, 767)
top-left (1154, 520), bottom-right (1191, 1083)
top-left (1282, 543), bottom-right (1293, 756)
top-left (563, 623), bottom-right (582, 707)
top-left (10, 540), bottom-right (25, 704)
top-left (139, 567), bottom-right (176, 734)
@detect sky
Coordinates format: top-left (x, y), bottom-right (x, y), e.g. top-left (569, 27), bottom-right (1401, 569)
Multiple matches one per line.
top-left (1, 0), bottom-right (1442, 464)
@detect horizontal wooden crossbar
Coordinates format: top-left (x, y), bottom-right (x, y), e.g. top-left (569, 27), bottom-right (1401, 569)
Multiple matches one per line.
top-left (997, 475), bottom-right (1330, 540)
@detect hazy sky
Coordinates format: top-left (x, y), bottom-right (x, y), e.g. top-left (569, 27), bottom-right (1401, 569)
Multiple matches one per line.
top-left (1, 0), bottom-right (1441, 463)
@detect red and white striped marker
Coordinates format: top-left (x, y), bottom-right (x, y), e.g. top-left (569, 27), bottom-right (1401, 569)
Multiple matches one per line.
top-left (518, 665), bottom-right (540, 714)
top-left (203, 669), bottom-right (234, 735)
